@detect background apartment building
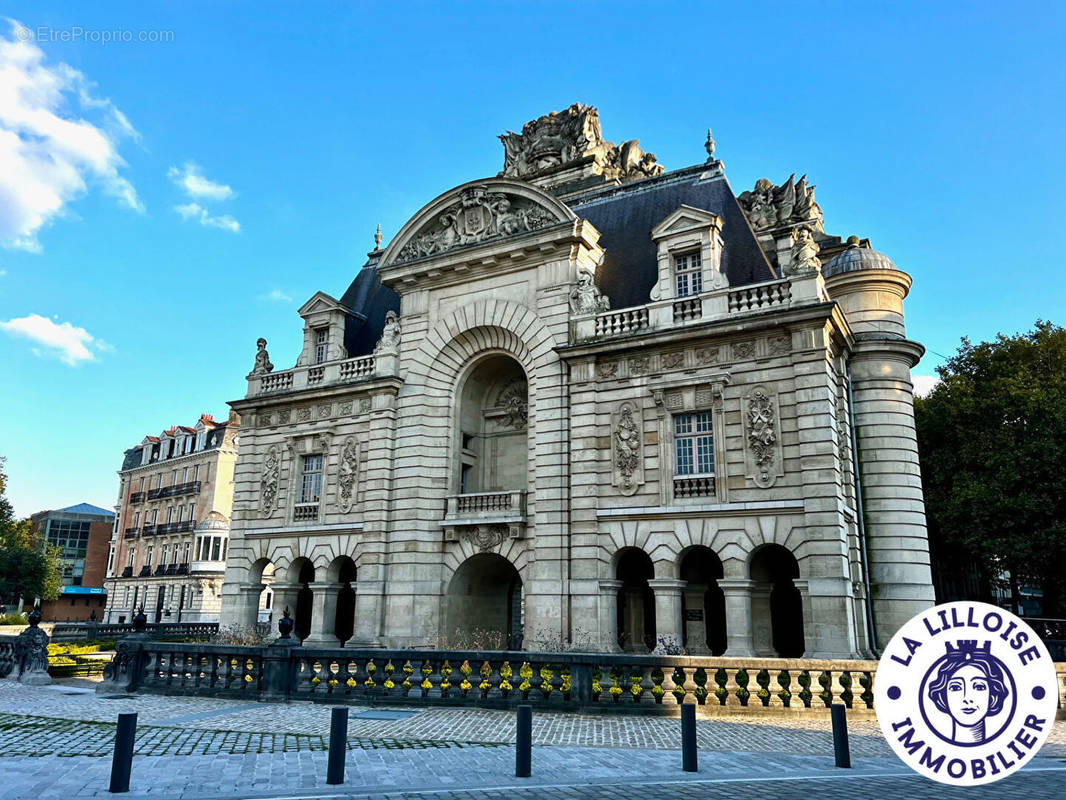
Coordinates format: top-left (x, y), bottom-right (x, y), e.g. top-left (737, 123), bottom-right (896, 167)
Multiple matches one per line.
top-left (104, 412), bottom-right (244, 623)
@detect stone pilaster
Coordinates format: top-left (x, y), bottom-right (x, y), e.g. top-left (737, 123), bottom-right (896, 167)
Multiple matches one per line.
top-left (647, 578), bottom-right (686, 649)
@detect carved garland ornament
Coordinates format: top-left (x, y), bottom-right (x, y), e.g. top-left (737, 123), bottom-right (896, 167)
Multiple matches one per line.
top-left (395, 185), bottom-right (558, 263)
top-left (337, 437), bottom-right (359, 514)
top-left (613, 401), bottom-right (644, 496)
top-left (746, 388), bottom-right (778, 488)
top-left (260, 445), bottom-right (281, 517)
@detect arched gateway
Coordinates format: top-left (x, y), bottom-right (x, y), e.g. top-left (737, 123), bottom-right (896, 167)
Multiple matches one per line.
top-left (219, 104), bottom-right (934, 659)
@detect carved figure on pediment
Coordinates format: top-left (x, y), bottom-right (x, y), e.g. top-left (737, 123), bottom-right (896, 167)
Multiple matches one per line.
top-left (396, 186), bottom-right (559, 263)
top-left (374, 310), bottom-right (401, 354)
top-left (570, 269), bottom-right (610, 314)
top-left (252, 338), bottom-right (274, 375)
top-left (788, 226), bottom-right (821, 276)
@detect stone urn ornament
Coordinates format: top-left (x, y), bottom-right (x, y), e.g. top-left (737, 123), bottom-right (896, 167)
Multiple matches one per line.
top-left (277, 607), bottom-right (294, 640)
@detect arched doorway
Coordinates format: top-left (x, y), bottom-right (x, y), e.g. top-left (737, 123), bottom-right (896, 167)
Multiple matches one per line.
top-left (456, 354), bottom-right (528, 494)
top-left (616, 548), bottom-right (655, 652)
top-left (446, 553), bottom-right (523, 650)
top-left (290, 558), bottom-right (315, 642)
top-left (330, 556), bottom-right (357, 645)
top-left (750, 545), bottom-right (804, 657)
top-left (679, 546), bottom-right (727, 655)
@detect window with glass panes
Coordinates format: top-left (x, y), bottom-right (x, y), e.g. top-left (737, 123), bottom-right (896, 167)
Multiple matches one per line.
top-left (314, 328), bottom-right (328, 364)
top-left (300, 455), bottom-right (323, 503)
top-left (674, 412), bottom-right (715, 476)
top-left (674, 251), bottom-right (702, 297)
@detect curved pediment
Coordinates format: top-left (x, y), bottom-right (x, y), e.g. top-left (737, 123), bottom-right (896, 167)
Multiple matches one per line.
top-left (381, 178), bottom-right (577, 267)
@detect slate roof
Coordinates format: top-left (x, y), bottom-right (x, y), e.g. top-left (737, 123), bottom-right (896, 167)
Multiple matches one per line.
top-left (336, 164), bottom-right (773, 356)
top-left (567, 165), bottom-right (774, 310)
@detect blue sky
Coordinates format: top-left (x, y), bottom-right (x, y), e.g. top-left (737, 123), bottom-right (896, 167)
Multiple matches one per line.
top-left (1, 1), bottom-right (1064, 517)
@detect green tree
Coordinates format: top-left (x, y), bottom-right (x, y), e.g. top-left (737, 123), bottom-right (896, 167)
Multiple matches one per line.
top-left (0, 457), bottom-right (62, 605)
top-left (915, 321), bottom-right (1066, 616)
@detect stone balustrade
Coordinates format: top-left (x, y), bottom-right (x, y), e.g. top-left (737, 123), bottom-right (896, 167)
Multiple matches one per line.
top-left (246, 353), bottom-right (390, 398)
top-left (447, 490), bottom-right (526, 518)
top-left (572, 274), bottom-right (828, 344)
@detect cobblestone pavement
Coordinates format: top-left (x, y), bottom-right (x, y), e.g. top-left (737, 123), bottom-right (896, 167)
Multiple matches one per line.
top-left (2, 680), bottom-right (1065, 799)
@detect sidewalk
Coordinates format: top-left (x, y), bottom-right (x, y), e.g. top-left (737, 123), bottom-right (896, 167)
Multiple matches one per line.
top-left (1, 680), bottom-right (1064, 799)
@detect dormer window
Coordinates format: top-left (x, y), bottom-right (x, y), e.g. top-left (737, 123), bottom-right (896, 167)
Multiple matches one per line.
top-left (314, 328), bottom-right (329, 364)
top-left (675, 251), bottom-right (703, 297)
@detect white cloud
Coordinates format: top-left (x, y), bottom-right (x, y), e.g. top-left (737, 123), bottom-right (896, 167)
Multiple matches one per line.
top-left (258, 288), bottom-right (291, 303)
top-left (174, 202), bottom-right (240, 233)
top-left (0, 313), bottom-right (109, 365)
top-left (913, 375), bottom-right (941, 398)
top-left (0, 20), bottom-right (141, 252)
top-left (168, 162), bottom-right (234, 201)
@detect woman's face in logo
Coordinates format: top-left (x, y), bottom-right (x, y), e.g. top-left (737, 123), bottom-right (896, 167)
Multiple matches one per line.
top-left (945, 664), bottom-right (990, 725)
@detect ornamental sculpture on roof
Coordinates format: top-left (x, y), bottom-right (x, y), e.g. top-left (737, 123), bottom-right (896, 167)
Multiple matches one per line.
top-left (395, 185), bottom-right (558, 263)
top-left (499, 103), bottom-right (664, 183)
top-left (738, 174), bottom-right (824, 232)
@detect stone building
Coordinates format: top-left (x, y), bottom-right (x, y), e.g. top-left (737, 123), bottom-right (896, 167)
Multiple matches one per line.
top-left (104, 413), bottom-right (249, 624)
top-left (30, 503), bottom-right (113, 621)
top-left (219, 105), bottom-right (934, 657)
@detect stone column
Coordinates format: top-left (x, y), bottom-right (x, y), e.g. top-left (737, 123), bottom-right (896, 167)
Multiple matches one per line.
top-left (596, 579), bottom-right (623, 652)
top-left (647, 578), bottom-right (686, 651)
top-left (229, 585), bottom-right (263, 629)
top-left (302, 581), bottom-right (340, 647)
top-left (682, 586), bottom-right (710, 654)
top-left (348, 580), bottom-right (383, 647)
top-left (718, 579), bottom-right (754, 657)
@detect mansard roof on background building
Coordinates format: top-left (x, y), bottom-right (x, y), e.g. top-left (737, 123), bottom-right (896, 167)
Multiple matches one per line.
top-left (120, 412), bottom-right (238, 471)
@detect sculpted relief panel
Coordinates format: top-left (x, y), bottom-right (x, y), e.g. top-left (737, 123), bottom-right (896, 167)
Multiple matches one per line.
top-left (499, 103), bottom-right (664, 183)
top-left (744, 387), bottom-right (783, 488)
top-left (396, 185), bottom-right (558, 263)
top-left (613, 401), bottom-right (644, 496)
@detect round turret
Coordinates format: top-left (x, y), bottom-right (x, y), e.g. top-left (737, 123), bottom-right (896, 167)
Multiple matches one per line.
top-left (823, 237), bottom-right (911, 339)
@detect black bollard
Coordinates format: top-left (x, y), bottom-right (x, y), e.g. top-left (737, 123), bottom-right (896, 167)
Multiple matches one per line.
top-left (681, 702), bottom-right (698, 772)
top-left (326, 706), bottom-right (349, 785)
top-left (109, 712), bottom-right (137, 793)
top-left (515, 704), bottom-right (532, 778)
top-left (831, 703), bottom-right (851, 768)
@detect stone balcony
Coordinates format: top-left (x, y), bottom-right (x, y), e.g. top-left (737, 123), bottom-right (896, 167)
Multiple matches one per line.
top-left (442, 490), bottom-right (527, 542)
top-left (571, 274), bottom-right (828, 344)
top-left (245, 351), bottom-right (399, 399)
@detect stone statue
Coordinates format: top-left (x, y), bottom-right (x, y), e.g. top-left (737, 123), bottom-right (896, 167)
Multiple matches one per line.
top-left (569, 269), bottom-right (610, 314)
top-left (738, 174), bottom-right (824, 232)
top-left (16, 602), bottom-right (51, 685)
top-left (252, 338), bottom-right (273, 375)
top-left (705, 128), bottom-right (716, 161)
top-left (787, 226), bottom-right (822, 276)
top-left (374, 310), bottom-right (401, 354)
top-left (499, 104), bottom-right (663, 183)
top-left (373, 223), bottom-right (382, 251)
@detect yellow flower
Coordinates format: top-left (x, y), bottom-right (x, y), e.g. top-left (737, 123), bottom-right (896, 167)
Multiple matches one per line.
top-left (460, 679), bottom-right (472, 691)
top-left (609, 686), bottom-right (623, 695)
top-left (329, 679), bottom-right (339, 687)
top-left (311, 677), bottom-right (321, 685)
top-left (346, 678), bottom-right (357, 687)
top-left (421, 678), bottom-right (432, 690)
top-left (384, 679), bottom-right (395, 689)
top-left (244, 674), bottom-right (253, 683)
top-left (500, 680), bottom-right (513, 691)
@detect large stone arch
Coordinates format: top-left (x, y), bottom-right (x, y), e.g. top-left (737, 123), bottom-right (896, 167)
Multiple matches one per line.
top-left (379, 178), bottom-right (578, 269)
